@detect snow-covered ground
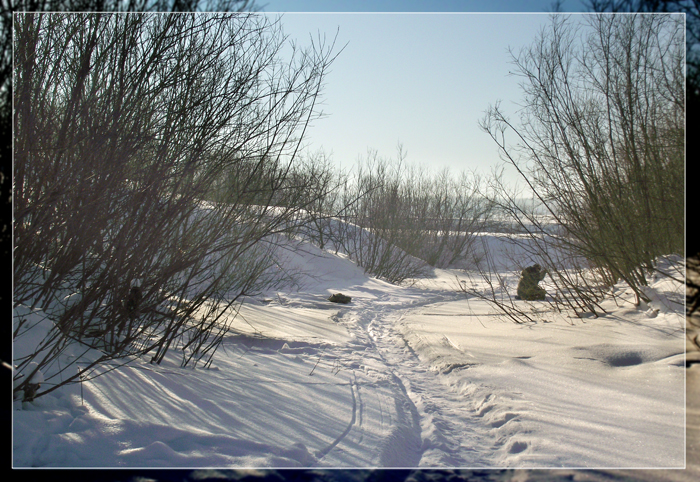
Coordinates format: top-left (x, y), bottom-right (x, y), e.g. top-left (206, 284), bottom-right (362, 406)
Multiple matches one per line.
top-left (12, 232), bottom-right (686, 469)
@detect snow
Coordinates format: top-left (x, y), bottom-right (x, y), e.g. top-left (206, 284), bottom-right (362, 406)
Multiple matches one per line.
top-left (12, 229), bottom-right (686, 469)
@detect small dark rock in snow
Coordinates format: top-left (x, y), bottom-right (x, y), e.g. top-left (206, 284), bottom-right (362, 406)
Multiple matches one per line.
top-left (328, 293), bottom-right (352, 304)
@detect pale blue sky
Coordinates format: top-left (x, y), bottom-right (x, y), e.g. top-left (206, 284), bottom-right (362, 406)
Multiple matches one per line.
top-left (259, 1), bottom-right (590, 188)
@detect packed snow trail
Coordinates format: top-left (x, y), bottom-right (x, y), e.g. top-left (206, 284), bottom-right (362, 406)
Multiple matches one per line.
top-left (305, 288), bottom-right (505, 467)
top-left (218, 286), bottom-right (512, 467)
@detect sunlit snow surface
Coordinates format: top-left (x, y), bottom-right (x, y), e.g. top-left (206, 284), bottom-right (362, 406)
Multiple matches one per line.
top-left (13, 234), bottom-right (686, 469)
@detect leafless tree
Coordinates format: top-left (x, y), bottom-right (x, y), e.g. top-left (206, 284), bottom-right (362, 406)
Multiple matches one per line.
top-left (334, 149), bottom-right (427, 284)
top-left (479, 13), bottom-right (684, 314)
top-left (583, 0), bottom-right (699, 324)
top-left (13, 11), bottom-right (339, 400)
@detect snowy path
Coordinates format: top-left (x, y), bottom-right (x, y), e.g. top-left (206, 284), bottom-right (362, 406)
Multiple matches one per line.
top-left (282, 272), bottom-right (685, 468)
top-left (315, 290), bottom-right (487, 467)
top-left (341, 293), bottom-right (493, 467)
top-left (273, 287), bottom-right (545, 468)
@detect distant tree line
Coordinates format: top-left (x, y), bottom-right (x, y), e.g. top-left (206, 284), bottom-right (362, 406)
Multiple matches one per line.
top-left (298, 147), bottom-right (495, 284)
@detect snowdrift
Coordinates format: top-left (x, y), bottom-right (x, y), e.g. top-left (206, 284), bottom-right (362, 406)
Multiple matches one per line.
top-left (13, 223), bottom-right (686, 468)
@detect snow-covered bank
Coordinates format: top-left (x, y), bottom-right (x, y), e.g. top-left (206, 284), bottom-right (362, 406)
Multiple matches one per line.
top-left (395, 297), bottom-right (684, 467)
top-left (13, 234), bottom-right (686, 468)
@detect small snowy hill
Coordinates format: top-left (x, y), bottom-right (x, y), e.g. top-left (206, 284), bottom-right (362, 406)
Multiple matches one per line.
top-left (13, 230), bottom-right (686, 468)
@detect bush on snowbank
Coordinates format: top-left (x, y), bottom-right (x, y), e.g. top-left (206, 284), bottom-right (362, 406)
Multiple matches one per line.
top-left (13, 12), bottom-right (338, 401)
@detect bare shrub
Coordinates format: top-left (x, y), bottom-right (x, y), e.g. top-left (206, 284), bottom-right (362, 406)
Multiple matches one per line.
top-left (298, 147), bottom-right (494, 284)
top-left (13, 11), bottom-right (339, 399)
top-left (478, 13), bottom-right (684, 312)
